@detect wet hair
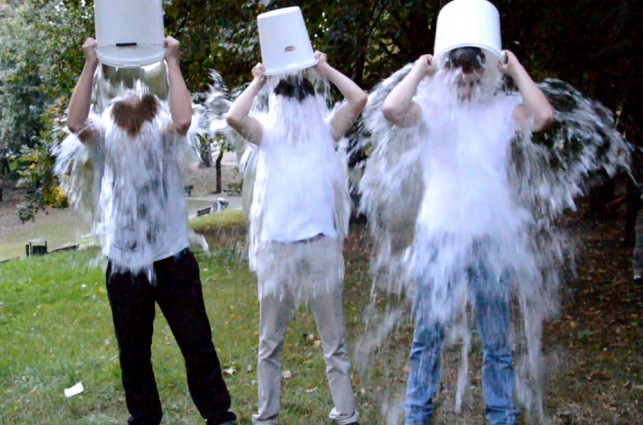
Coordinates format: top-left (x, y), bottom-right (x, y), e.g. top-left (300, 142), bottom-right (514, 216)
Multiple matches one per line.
top-left (111, 93), bottom-right (159, 137)
top-left (446, 47), bottom-right (486, 73)
top-left (273, 76), bottom-right (315, 101)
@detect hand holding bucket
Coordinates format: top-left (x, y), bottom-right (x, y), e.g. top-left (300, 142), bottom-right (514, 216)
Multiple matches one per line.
top-left (415, 54), bottom-right (437, 77)
top-left (164, 36), bottom-right (180, 62)
top-left (82, 38), bottom-right (99, 68)
top-left (252, 63), bottom-right (267, 85)
top-left (498, 50), bottom-right (520, 78)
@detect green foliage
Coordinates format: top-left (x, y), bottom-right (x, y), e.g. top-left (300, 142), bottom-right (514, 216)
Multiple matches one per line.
top-left (2, 0), bottom-right (640, 220)
top-left (0, 0), bottom-right (92, 153)
top-left (14, 97), bottom-right (70, 222)
top-left (164, 0), bottom-right (265, 90)
top-left (0, 0), bottom-right (92, 219)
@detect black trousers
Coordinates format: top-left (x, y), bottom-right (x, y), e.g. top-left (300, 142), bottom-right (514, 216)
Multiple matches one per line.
top-left (106, 249), bottom-right (236, 425)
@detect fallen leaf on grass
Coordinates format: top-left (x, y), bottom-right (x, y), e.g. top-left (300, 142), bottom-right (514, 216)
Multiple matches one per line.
top-left (587, 370), bottom-right (611, 381)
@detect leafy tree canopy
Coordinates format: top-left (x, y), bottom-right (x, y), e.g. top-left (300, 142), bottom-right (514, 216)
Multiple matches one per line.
top-left (0, 0), bottom-right (640, 221)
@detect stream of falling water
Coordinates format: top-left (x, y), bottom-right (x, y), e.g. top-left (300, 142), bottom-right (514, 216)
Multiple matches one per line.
top-left (355, 64), bottom-right (631, 424)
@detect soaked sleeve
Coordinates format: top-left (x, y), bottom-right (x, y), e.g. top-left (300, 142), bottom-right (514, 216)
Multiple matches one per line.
top-left (164, 114), bottom-right (201, 171)
top-left (79, 114), bottom-right (105, 149)
top-left (413, 90), bottom-right (438, 130)
top-left (252, 111), bottom-right (271, 146)
top-left (54, 115), bottom-right (106, 219)
top-left (501, 92), bottom-right (525, 133)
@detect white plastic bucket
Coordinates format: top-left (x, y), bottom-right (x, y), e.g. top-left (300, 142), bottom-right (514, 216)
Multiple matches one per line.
top-left (94, 0), bottom-right (165, 68)
top-left (257, 7), bottom-right (317, 76)
top-left (433, 0), bottom-right (503, 89)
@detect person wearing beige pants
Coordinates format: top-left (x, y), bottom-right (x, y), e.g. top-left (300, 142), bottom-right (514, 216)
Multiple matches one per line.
top-left (226, 47), bottom-right (366, 424)
top-left (253, 237), bottom-right (358, 424)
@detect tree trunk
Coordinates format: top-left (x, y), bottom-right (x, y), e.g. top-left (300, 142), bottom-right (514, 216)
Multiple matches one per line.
top-left (215, 150), bottom-right (224, 194)
top-left (202, 143), bottom-right (213, 168)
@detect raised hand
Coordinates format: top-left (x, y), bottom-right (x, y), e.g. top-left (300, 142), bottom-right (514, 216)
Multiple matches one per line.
top-left (415, 54), bottom-right (436, 77)
top-left (252, 63), bottom-right (266, 85)
top-left (314, 51), bottom-right (331, 77)
top-left (82, 38), bottom-right (98, 67)
top-left (164, 36), bottom-right (180, 62)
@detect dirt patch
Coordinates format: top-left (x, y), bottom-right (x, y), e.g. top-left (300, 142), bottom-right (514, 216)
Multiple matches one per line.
top-left (0, 185), bottom-right (90, 260)
top-left (185, 152), bottom-right (242, 197)
top-left (0, 157), bottom-right (242, 260)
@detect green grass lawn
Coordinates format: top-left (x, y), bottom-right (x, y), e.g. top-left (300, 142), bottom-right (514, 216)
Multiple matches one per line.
top-left (0, 210), bottom-right (640, 424)
top-left (0, 211), bottom-right (380, 424)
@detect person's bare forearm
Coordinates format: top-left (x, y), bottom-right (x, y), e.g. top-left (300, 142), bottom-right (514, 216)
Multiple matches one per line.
top-left (226, 63), bottom-right (265, 144)
top-left (384, 66), bottom-right (423, 112)
top-left (166, 57), bottom-right (192, 134)
top-left (325, 65), bottom-right (367, 110)
top-left (68, 61), bottom-right (97, 132)
top-left (227, 78), bottom-right (264, 125)
top-left (500, 50), bottom-right (554, 133)
top-left (68, 39), bottom-right (99, 133)
top-left (316, 52), bottom-right (367, 140)
top-left (382, 55), bottom-right (433, 127)
top-left (512, 64), bottom-right (554, 132)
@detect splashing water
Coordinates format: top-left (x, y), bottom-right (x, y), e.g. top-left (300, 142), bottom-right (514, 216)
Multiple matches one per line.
top-left (355, 64), bottom-right (631, 423)
top-left (220, 67), bottom-right (350, 304)
top-left (54, 62), bottom-right (212, 277)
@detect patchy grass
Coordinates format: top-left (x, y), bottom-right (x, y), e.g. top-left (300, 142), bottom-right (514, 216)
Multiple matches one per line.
top-left (0, 212), bottom-right (640, 424)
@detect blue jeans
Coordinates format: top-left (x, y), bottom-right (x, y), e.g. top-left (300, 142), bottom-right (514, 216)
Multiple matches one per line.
top-left (405, 259), bottom-right (518, 425)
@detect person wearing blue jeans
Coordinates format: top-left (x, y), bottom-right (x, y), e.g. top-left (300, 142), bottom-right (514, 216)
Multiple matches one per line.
top-left (405, 251), bottom-right (517, 425)
top-left (381, 38), bottom-right (553, 423)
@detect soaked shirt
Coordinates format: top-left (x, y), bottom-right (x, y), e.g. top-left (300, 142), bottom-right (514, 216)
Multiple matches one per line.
top-left (414, 91), bottom-right (525, 237)
top-left (251, 95), bottom-right (343, 244)
top-left (91, 107), bottom-right (190, 270)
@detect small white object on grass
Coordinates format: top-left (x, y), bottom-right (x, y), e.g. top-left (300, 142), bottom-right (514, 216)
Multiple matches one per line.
top-left (64, 382), bottom-right (84, 398)
top-left (222, 367), bottom-right (236, 376)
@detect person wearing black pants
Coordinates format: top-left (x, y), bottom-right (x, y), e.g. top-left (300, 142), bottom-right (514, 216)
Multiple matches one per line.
top-left (107, 249), bottom-right (235, 424)
top-left (65, 36), bottom-right (236, 425)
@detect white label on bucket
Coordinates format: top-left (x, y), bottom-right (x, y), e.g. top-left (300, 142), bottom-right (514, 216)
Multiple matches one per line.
top-left (64, 382), bottom-right (84, 398)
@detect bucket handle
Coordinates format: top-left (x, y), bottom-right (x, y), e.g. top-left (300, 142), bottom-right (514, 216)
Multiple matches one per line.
top-left (99, 43), bottom-right (165, 49)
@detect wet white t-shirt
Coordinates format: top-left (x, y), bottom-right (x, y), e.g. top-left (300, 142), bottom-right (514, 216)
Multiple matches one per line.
top-left (93, 107), bottom-right (189, 270)
top-left (414, 91), bottom-right (525, 237)
top-left (252, 96), bottom-right (340, 243)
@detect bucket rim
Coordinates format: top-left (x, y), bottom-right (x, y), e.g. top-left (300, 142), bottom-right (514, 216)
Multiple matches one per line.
top-left (258, 6), bottom-right (302, 20)
top-left (434, 43), bottom-right (502, 64)
top-left (96, 45), bottom-right (165, 68)
top-left (263, 58), bottom-right (317, 76)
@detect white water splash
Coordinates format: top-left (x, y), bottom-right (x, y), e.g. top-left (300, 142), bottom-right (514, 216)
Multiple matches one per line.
top-left (356, 64), bottom-right (631, 423)
top-left (220, 68), bottom-right (351, 303)
top-left (54, 63), bottom-right (210, 277)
